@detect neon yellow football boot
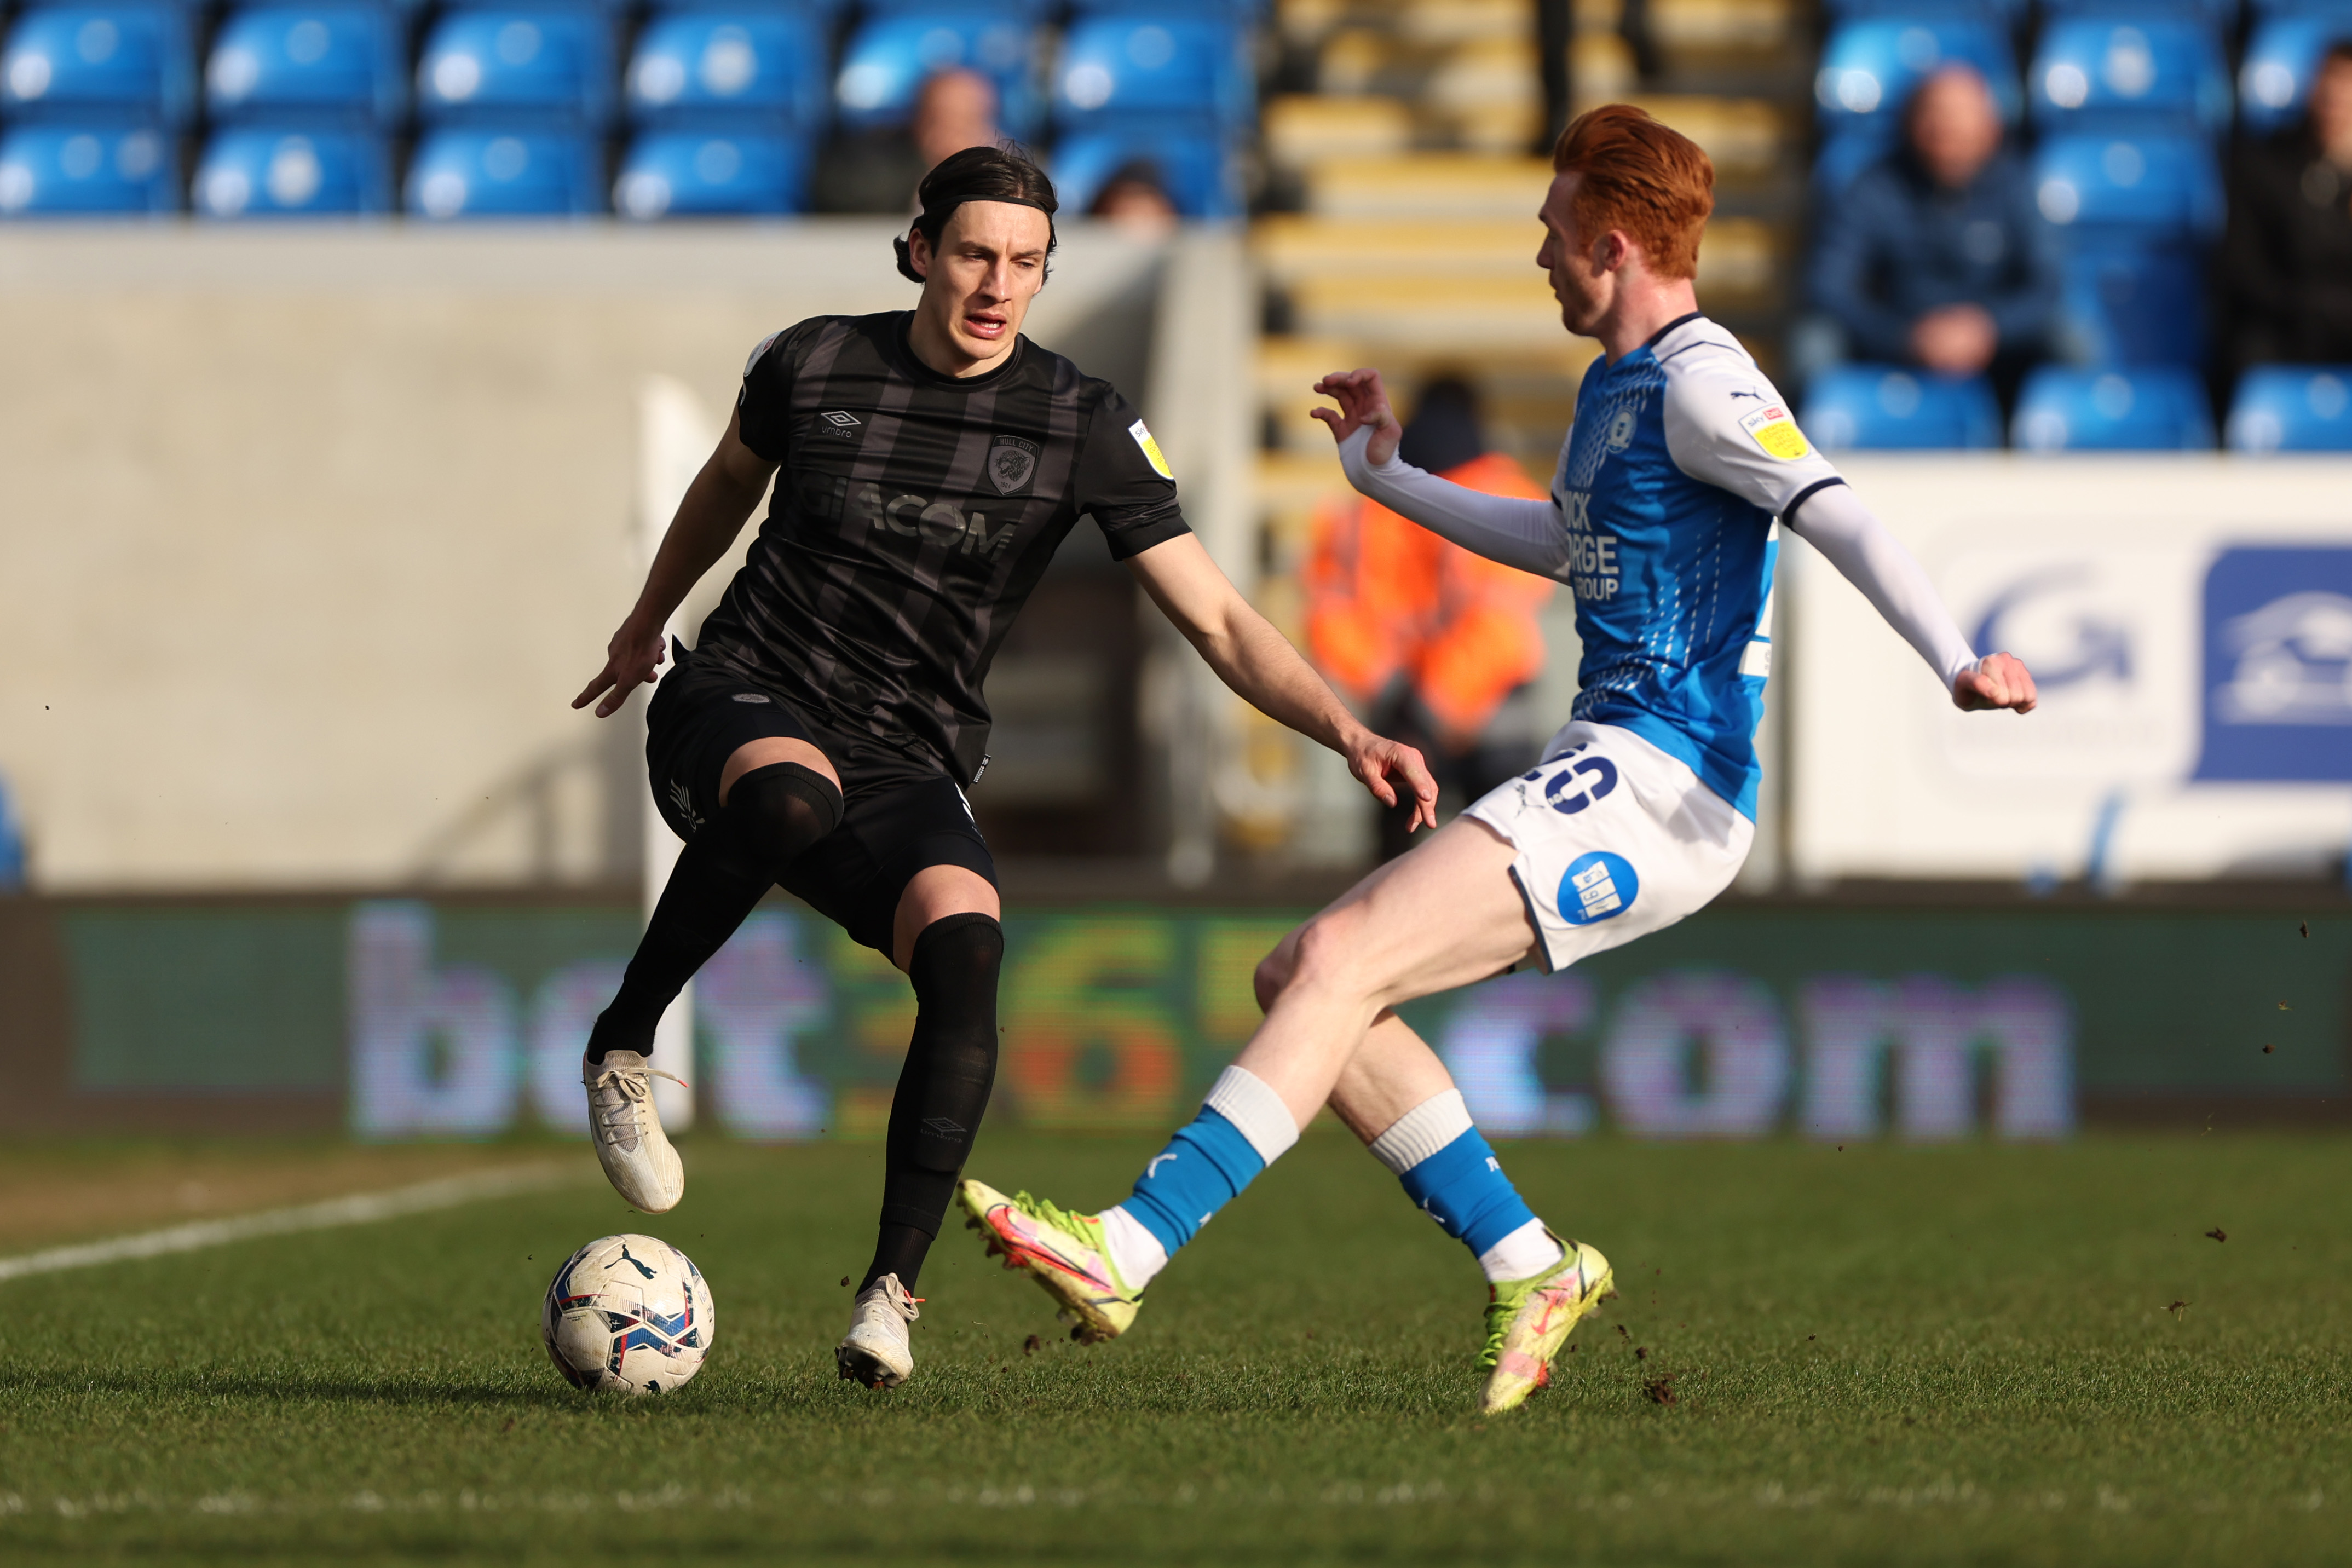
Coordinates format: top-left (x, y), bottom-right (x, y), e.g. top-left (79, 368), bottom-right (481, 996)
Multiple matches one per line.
top-left (958, 1178), bottom-right (1142, 1344)
top-left (1479, 1233), bottom-right (1613, 1414)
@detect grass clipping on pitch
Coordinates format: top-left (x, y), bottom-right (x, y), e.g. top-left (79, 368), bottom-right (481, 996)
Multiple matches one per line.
top-left (0, 1132), bottom-right (2343, 1565)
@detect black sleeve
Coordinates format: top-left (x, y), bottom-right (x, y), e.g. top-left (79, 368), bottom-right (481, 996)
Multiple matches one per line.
top-left (1075, 386), bottom-right (1191, 561)
top-left (734, 322), bottom-right (809, 464)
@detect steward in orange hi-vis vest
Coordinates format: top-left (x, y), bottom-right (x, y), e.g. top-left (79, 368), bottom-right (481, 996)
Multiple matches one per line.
top-left (1307, 448), bottom-right (1554, 751)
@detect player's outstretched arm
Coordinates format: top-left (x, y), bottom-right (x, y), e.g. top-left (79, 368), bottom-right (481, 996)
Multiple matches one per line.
top-left (573, 410), bottom-right (778, 719)
top-left (1780, 483), bottom-right (2037, 714)
top-left (1312, 368), bottom-right (1566, 577)
top-left (1127, 533), bottom-right (1439, 831)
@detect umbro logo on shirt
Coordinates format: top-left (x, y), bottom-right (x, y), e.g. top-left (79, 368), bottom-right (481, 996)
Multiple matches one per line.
top-left (819, 410), bottom-right (862, 439)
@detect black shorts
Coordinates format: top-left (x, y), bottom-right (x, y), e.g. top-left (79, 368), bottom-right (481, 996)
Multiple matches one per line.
top-left (645, 652), bottom-right (996, 954)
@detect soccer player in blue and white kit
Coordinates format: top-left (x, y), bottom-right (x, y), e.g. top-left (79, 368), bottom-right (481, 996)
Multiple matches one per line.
top-left (958, 106), bottom-right (2040, 1413)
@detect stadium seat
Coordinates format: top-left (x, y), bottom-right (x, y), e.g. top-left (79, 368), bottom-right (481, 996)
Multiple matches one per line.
top-left (625, 11), bottom-right (826, 131)
top-left (193, 126), bottom-right (388, 215)
top-left (1, 4), bottom-right (193, 126)
top-left (2034, 131), bottom-right (2224, 232)
top-left (416, 10), bottom-right (613, 129)
top-left (1053, 15), bottom-right (1253, 134)
top-left (1051, 128), bottom-right (1240, 217)
top-left (860, 0), bottom-right (1053, 16)
top-left (1812, 125), bottom-right (1893, 194)
top-left (2028, 18), bottom-right (2230, 134)
top-left (2034, 132), bottom-right (2221, 364)
top-left (613, 129), bottom-right (809, 216)
top-left (2012, 366), bottom-right (2214, 449)
top-left (1821, 0), bottom-right (2024, 15)
top-left (205, 5), bottom-right (403, 126)
top-left (2041, 0), bottom-right (2238, 20)
top-left (2226, 366), bottom-right (2352, 451)
top-left (833, 11), bottom-right (1041, 138)
top-left (2239, 13), bottom-right (2352, 134)
top-left (405, 128), bottom-right (602, 216)
top-left (1815, 17), bottom-right (2019, 140)
top-left (0, 122), bottom-right (176, 214)
top-left (1801, 367), bottom-right (2003, 451)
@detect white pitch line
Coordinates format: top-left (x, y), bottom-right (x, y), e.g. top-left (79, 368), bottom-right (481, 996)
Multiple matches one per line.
top-left (0, 1163), bottom-right (583, 1284)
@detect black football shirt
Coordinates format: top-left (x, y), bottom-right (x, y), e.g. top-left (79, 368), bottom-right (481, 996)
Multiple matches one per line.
top-left (694, 310), bottom-right (1190, 787)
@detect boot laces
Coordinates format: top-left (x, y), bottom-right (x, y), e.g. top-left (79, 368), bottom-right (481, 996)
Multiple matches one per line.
top-left (589, 1063), bottom-right (687, 1146)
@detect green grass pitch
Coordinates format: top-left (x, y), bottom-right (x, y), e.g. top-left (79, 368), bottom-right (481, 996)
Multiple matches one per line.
top-left (0, 1129), bottom-right (2346, 1565)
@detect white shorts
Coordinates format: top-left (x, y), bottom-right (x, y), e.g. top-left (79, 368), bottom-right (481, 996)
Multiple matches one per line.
top-left (1462, 720), bottom-right (1753, 973)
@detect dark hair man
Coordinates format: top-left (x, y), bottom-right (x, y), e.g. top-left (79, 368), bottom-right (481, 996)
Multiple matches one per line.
top-left (569, 146), bottom-right (1436, 1391)
top-left (2223, 40), bottom-right (2352, 376)
top-left (957, 107), bottom-right (2035, 1415)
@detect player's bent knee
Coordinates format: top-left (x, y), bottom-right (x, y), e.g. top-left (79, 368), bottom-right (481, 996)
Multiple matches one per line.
top-left (723, 762), bottom-right (843, 875)
top-left (1253, 935), bottom-right (1301, 1012)
top-left (1285, 910), bottom-right (1370, 995)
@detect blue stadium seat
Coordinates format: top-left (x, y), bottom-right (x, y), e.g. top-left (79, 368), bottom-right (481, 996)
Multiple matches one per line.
top-left (405, 128), bottom-right (602, 216)
top-left (1812, 125), bottom-right (1893, 194)
top-left (417, 10), bottom-right (613, 129)
top-left (194, 126), bottom-right (388, 215)
top-left (625, 12), bottom-right (826, 130)
top-left (205, 6), bottom-right (403, 127)
top-left (1051, 128), bottom-right (1239, 217)
top-left (2042, 0), bottom-right (2238, 20)
top-left (2034, 132), bottom-right (2223, 366)
top-left (1815, 17), bottom-right (2020, 139)
top-left (613, 129), bottom-right (808, 216)
top-left (2029, 19), bottom-right (2230, 133)
top-left (861, 0), bottom-right (1053, 16)
top-left (2240, 13), bottom-right (2352, 134)
top-left (2013, 367), bottom-right (2213, 449)
top-left (0, 123), bottom-right (176, 214)
top-left (1068, 0), bottom-right (1267, 18)
top-left (833, 11), bottom-right (1041, 137)
top-left (1054, 15), bottom-right (1252, 134)
top-left (1822, 0), bottom-right (2023, 15)
top-left (2, 4), bottom-right (193, 126)
top-left (1801, 367), bottom-right (2003, 451)
top-left (2227, 366), bottom-right (2352, 451)
top-left (2033, 131), bottom-right (2224, 232)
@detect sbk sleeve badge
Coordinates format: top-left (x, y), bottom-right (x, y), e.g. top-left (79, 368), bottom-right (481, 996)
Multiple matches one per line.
top-left (1128, 418), bottom-right (1174, 480)
top-left (1739, 402), bottom-right (1812, 460)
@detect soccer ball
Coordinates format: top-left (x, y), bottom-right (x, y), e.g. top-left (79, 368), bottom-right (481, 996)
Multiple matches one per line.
top-left (541, 1233), bottom-right (714, 1394)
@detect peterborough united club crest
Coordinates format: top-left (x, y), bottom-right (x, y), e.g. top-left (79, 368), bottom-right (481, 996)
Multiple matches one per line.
top-left (988, 434), bottom-right (1039, 497)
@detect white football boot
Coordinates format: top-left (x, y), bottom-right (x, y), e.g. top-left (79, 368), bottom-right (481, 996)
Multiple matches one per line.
top-left (835, 1273), bottom-right (921, 1388)
top-left (583, 1050), bottom-right (686, 1214)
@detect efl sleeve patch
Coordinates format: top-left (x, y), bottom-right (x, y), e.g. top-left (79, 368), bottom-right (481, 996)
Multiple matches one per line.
top-left (1739, 403), bottom-right (1811, 460)
top-left (1129, 418), bottom-right (1174, 480)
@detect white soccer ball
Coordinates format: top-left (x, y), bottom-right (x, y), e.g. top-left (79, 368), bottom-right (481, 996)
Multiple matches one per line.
top-left (541, 1233), bottom-right (714, 1395)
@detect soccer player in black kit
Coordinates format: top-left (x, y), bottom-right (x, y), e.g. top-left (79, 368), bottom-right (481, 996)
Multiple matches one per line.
top-left (571, 146), bottom-right (1437, 1390)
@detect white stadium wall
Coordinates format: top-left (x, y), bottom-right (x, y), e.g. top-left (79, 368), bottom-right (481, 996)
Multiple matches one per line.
top-left (0, 222), bottom-right (1240, 892)
top-left (1788, 456), bottom-right (2352, 886)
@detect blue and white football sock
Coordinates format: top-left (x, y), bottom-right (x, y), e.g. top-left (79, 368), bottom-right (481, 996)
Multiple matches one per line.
top-left (1370, 1089), bottom-right (1565, 1283)
top-left (1099, 1065), bottom-right (1299, 1290)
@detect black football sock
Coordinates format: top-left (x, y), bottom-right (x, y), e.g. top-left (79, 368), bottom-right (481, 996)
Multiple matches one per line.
top-left (586, 763), bottom-right (842, 1064)
top-left (861, 912), bottom-right (1003, 1290)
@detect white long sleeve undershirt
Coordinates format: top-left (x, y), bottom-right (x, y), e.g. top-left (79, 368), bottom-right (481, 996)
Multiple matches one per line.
top-left (1335, 425), bottom-right (1978, 691)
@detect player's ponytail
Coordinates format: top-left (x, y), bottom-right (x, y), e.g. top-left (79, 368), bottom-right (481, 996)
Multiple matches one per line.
top-left (895, 143), bottom-right (1059, 285)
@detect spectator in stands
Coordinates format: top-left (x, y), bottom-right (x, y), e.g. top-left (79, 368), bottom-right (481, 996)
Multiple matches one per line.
top-left (1802, 64), bottom-right (2065, 412)
top-left (1304, 378), bottom-right (1553, 862)
top-left (2222, 40), bottom-right (2352, 378)
top-left (1088, 159), bottom-right (1179, 236)
top-left (814, 68), bottom-right (1001, 215)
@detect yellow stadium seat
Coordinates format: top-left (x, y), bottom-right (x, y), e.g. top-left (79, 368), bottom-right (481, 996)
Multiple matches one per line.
top-left (1264, 95), bottom-right (1416, 169)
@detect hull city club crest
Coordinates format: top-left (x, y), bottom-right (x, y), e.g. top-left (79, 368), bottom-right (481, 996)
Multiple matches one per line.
top-left (988, 434), bottom-right (1039, 497)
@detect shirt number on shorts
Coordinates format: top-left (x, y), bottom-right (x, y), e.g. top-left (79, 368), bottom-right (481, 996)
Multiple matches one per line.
top-left (1542, 755), bottom-right (1618, 815)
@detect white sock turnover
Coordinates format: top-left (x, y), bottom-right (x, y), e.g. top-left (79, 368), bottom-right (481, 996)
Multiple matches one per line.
top-left (1477, 1217), bottom-right (1566, 1284)
top-left (1099, 1204), bottom-right (1169, 1290)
